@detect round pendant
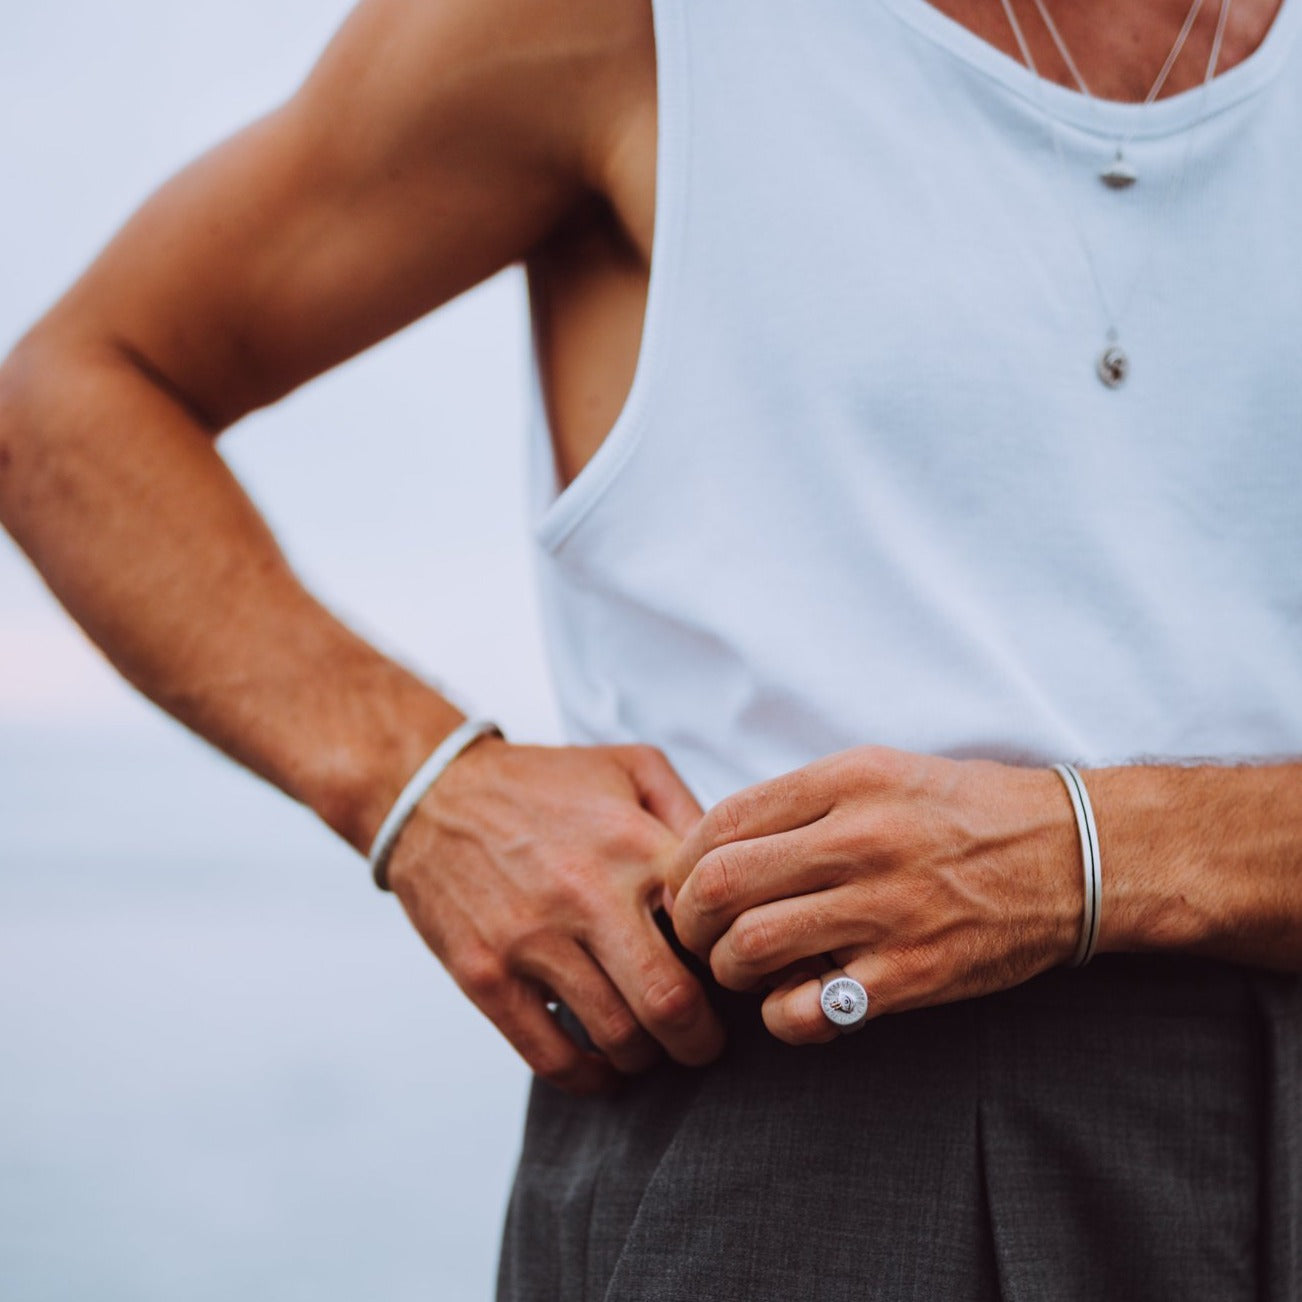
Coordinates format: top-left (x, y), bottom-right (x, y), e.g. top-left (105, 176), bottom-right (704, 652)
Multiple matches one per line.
top-left (1097, 345), bottom-right (1129, 388)
top-left (1100, 152), bottom-right (1137, 190)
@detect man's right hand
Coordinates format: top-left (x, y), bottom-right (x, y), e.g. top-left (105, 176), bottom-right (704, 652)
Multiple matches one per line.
top-left (0, 0), bottom-right (657, 899)
top-left (0, 0), bottom-right (687, 1104)
top-left (386, 737), bottom-right (726, 1095)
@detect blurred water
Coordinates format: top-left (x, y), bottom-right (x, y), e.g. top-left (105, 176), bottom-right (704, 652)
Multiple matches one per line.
top-left (2, 4), bottom-right (557, 1296)
top-left (0, 723), bottom-right (531, 1301)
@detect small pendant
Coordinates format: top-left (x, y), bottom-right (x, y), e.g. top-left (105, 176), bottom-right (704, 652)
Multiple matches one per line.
top-left (1100, 151), bottom-right (1137, 190)
top-left (1097, 343), bottom-right (1129, 388)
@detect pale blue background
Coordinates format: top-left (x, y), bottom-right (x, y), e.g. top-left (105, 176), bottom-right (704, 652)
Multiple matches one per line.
top-left (1, 4), bottom-right (563, 1297)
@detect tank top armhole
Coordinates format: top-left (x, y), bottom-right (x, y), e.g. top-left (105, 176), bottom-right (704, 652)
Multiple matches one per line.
top-left (530, 0), bottom-right (690, 557)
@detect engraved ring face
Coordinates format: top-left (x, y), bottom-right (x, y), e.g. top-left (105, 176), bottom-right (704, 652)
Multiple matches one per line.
top-left (819, 975), bottom-right (870, 1030)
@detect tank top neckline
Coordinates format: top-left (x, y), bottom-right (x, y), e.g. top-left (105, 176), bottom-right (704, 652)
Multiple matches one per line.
top-left (876, 0), bottom-right (1300, 139)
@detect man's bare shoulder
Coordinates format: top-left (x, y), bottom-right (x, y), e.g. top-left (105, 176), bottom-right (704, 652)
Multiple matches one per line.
top-left (299, 0), bottom-right (655, 191)
top-left (23, 0), bottom-right (655, 429)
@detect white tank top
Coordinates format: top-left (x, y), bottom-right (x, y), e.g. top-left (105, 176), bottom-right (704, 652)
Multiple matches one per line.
top-left (525, 0), bottom-right (1302, 810)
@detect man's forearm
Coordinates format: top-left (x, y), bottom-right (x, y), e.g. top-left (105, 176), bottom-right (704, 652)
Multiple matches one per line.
top-left (1091, 759), bottom-right (1302, 971)
top-left (0, 332), bottom-right (462, 852)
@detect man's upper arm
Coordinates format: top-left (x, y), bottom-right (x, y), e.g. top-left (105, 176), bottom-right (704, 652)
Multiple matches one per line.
top-left (27, 0), bottom-right (646, 430)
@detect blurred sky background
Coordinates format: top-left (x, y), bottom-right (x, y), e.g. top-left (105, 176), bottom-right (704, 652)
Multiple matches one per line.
top-left (1, 3), bottom-right (563, 1297)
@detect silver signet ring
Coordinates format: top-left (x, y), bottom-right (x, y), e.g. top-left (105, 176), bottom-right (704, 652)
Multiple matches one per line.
top-left (819, 971), bottom-right (870, 1033)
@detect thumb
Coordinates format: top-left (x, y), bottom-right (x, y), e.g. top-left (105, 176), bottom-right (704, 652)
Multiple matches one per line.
top-left (616, 743), bottom-right (705, 841)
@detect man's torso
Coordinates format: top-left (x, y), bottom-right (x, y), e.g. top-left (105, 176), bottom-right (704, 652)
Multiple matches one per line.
top-left (531, 0), bottom-right (1285, 501)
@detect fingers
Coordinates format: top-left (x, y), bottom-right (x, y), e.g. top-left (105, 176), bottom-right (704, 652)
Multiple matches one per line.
top-left (479, 973), bottom-right (621, 1097)
top-left (760, 973), bottom-right (843, 1046)
top-left (518, 939), bottom-right (663, 1075)
top-left (762, 943), bottom-right (972, 1045)
top-left (666, 765), bottom-right (835, 898)
top-left (588, 907), bottom-right (726, 1067)
top-left (393, 737), bottom-right (727, 1086)
top-left (671, 824), bottom-right (836, 960)
top-left (757, 956), bottom-right (829, 991)
top-left (708, 888), bottom-right (876, 991)
top-left (760, 950), bottom-right (904, 1045)
top-left (615, 744), bottom-right (706, 842)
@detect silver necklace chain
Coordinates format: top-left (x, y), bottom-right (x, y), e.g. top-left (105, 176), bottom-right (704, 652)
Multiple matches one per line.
top-left (1027, 0), bottom-right (1208, 187)
top-left (995, 0), bottom-right (1234, 387)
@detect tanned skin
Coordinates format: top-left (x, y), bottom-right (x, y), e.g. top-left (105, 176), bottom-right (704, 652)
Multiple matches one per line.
top-left (0, 0), bottom-right (1296, 1090)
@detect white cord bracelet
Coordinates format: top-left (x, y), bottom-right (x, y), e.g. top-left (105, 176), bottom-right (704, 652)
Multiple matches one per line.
top-left (368, 717), bottom-right (504, 892)
top-left (1052, 762), bottom-right (1102, 968)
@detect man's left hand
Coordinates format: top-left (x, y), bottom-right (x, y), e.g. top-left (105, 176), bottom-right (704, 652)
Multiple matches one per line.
top-left (665, 746), bottom-right (1082, 1044)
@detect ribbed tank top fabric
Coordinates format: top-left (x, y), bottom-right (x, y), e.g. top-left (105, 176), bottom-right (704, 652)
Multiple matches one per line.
top-left (524, 0), bottom-right (1302, 813)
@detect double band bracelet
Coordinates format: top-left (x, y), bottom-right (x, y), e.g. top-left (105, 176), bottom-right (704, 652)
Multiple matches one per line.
top-left (367, 717), bottom-right (505, 892)
top-left (1052, 762), bottom-right (1102, 968)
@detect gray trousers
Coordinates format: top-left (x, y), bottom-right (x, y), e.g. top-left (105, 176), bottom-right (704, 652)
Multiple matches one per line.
top-left (497, 946), bottom-right (1302, 1301)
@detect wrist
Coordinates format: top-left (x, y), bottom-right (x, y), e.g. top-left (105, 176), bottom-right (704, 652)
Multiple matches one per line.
top-left (294, 656), bottom-right (471, 854)
top-left (367, 717), bottom-right (506, 891)
top-left (1086, 764), bottom-right (1213, 957)
top-left (988, 762), bottom-right (1081, 968)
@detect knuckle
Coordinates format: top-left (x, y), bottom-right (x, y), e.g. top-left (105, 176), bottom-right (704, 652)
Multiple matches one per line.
top-left (849, 744), bottom-right (900, 787)
top-left (595, 1008), bottom-right (644, 1054)
top-left (635, 743), bottom-right (669, 771)
top-left (642, 974), bottom-right (700, 1030)
top-left (690, 849), bottom-right (740, 915)
top-left (537, 861), bottom-right (606, 921)
top-left (530, 1044), bottom-right (581, 1086)
top-left (730, 913), bottom-right (775, 968)
top-left (717, 796), bottom-right (746, 841)
top-left (456, 948), bottom-right (509, 1003)
top-left (702, 794), bottom-right (745, 847)
top-left (501, 922), bottom-right (551, 970)
top-left (535, 874), bottom-right (581, 919)
top-left (602, 807), bottom-right (660, 860)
